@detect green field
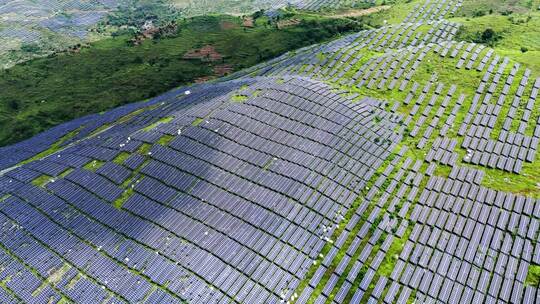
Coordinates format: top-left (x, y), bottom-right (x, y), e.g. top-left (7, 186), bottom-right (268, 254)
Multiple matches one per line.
top-left (0, 13), bottom-right (364, 147)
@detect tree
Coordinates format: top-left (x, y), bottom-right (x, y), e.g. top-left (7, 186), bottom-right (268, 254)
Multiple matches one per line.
top-left (252, 9), bottom-right (265, 20)
top-left (474, 28), bottom-right (500, 46)
top-left (20, 43), bottom-right (40, 53)
top-left (133, 56), bottom-right (144, 64)
top-left (7, 100), bottom-right (20, 111)
top-left (481, 28), bottom-right (495, 41)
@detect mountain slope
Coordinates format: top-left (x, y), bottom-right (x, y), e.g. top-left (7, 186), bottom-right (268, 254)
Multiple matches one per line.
top-left (0, 0), bottom-right (376, 68)
top-left (1, 0), bottom-right (540, 303)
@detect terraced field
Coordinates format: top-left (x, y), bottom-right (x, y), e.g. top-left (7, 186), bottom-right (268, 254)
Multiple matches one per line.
top-left (0, 0), bottom-right (378, 68)
top-left (1, 0), bottom-right (540, 303)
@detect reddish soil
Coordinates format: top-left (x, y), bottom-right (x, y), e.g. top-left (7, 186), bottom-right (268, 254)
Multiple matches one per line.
top-left (193, 64), bottom-right (234, 84)
top-left (242, 17), bottom-right (254, 27)
top-left (194, 76), bottom-right (213, 83)
top-left (277, 19), bottom-right (301, 29)
top-left (213, 64), bottom-right (234, 77)
top-left (183, 45), bottom-right (223, 62)
top-left (220, 21), bottom-right (238, 30)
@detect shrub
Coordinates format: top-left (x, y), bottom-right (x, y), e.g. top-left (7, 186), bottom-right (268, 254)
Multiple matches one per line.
top-left (473, 10), bottom-right (486, 17)
top-left (7, 100), bottom-right (20, 111)
top-left (470, 28), bottom-right (501, 47)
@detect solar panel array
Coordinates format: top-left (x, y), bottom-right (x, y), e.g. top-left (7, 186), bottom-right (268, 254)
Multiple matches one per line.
top-left (289, 0), bottom-right (377, 11)
top-left (0, 77), bottom-right (403, 303)
top-left (0, 0), bottom-right (124, 49)
top-left (2, 0), bottom-right (540, 303)
top-left (177, 0), bottom-right (377, 16)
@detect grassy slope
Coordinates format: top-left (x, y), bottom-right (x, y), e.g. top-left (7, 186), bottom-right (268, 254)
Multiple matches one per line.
top-left (0, 13), bottom-right (363, 147)
top-left (293, 2), bottom-right (540, 302)
top-left (454, 0), bottom-right (540, 54)
top-left (350, 0), bottom-right (540, 197)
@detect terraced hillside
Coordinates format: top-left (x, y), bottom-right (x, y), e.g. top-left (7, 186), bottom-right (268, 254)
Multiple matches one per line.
top-left (0, 0), bottom-right (376, 68)
top-left (1, 0), bottom-right (540, 303)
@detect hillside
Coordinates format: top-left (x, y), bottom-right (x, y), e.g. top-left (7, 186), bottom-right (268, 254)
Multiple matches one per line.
top-left (0, 13), bottom-right (364, 147)
top-left (0, 0), bottom-right (377, 68)
top-left (0, 0), bottom-right (540, 303)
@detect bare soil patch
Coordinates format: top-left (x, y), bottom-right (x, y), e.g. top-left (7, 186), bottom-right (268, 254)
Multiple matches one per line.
top-left (277, 18), bottom-right (301, 29)
top-left (183, 45), bottom-right (223, 62)
top-left (213, 64), bottom-right (234, 77)
top-left (242, 16), bottom-right (254, 27)
top-left (220, 20), bottom-right (238, 30)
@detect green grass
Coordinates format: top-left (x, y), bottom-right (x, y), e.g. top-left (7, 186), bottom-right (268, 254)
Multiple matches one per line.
top-left (526, 264), bottom-right (540, 286)
top-left (112, 143), bottom-right (154, 208)
top-left (481, 160), bottom-right (540, 198)
top-left (329, 28), bottom-right (540, 197)
top-left (59, 168), bottom-right (74, 178)
top-left (138, 143), bottom-right (152, 155)
top-left (231, 94), bottom-right (249, 102)
top-left (83, 160), bottom-right (105, 172)
top-left (348, 0), bottom-right (428, 26)
top-left (377, 228), bottom-right (409, 277)
top-left (157, 134), bottom-right (175, 146)
top-left (113, 187), bottom-right (136, 209)
top-left (0, 14), bottom-right (364, 147)
top-left (31, 174), bottom-right (52, 187)
top-left (453, 2), bottom-right (540, 75)
top-left (457, 0), bottom-right (540, 17)
top-left (113, 152), bottom-right (131, 165)
top-left (434, 164), bottom-right (453, 178)
top-left (453, 12), bottom-right (540, 52)
top-left (143, 116), bottom-right (174, 131)
top-left (192, 118), bottom-right (205, 126)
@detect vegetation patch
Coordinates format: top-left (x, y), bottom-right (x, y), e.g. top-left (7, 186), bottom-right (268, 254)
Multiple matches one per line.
top-left (231, 94), bottom-right (249, 102)
top-left (143, 116), bottom-right (174, 131)
top-left (113, 152), bottom-right (131, 165)
top-left (192, 118), bottom-right (205, 126)
top-left (526, 264), bottom-right (540, 286)
top-left (31, 175), bottom-right (53, 188)
top-left (59, 168), bottom-right (74, 178)
top-left (113, 187), bottom-right (136, 209)
top-left (137, 143), bottom-right (153, 155)
top-left (83, 160), bottom-right (105, 172)
top-left (157, 134), bottom-right (175, 146)
top-left (320, 5), bottom-right (392, 18)
top-left (453, 11), bottom-right (540, 52)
